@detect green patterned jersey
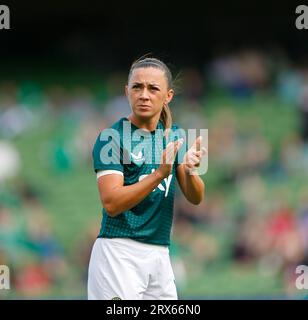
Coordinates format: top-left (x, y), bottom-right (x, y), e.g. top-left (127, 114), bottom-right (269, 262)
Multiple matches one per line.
top-left (92, 117), bottom-right (186, 246)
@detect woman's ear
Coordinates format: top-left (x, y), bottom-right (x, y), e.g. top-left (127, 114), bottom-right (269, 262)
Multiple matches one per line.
top-left (166, 89), bottom-right (174, 104)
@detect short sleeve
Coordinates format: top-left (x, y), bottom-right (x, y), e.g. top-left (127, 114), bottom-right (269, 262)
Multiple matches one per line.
top-left (92, 128), bottom-right (124, 173)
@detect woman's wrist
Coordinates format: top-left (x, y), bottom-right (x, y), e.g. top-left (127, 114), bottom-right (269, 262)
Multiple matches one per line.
top-left (183, 164), bottom-right (198, 175)
top-left (154, 168), bottom-right (166, 181)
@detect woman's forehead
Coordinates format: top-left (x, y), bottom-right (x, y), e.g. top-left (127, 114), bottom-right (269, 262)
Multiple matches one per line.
top-left (130, 67), bottom-right (167, 85)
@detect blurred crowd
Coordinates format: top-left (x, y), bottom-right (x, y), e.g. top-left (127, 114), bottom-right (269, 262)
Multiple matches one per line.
top-left (1, 49), bottom-right (308, 298)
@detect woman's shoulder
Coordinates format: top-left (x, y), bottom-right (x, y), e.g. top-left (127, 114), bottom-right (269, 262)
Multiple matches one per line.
top-left (170, 122), bottom-right (186, 133)
top-left (171, 122), bottom-right (180, 130)
top-left (93, 117), bottom-right (126, 148)
top-left (98, 117), bottom-right (127, 135)
top-left (109, 117), bottom-right (127, 131)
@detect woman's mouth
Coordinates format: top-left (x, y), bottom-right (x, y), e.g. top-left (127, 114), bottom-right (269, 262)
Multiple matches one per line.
top-left (138, 105), bottom-right (151, 110)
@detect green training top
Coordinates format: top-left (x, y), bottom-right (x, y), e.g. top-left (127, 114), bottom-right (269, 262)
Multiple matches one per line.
top-left (92, 117), bottom-right (186, 246)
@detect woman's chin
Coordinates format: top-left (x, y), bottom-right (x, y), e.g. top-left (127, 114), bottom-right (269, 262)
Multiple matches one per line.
top-left (135, 111), bottom-right (154, 118)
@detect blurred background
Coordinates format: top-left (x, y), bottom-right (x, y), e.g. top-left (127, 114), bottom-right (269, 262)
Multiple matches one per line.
top-left (1, 0), bottom-right (308, 299)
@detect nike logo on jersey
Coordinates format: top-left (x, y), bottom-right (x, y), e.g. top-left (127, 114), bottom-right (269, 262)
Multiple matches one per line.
top-left (139, 169), bottom-right (172, 197)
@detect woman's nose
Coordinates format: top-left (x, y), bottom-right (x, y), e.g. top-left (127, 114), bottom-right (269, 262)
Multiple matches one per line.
top-left (140, 88), bottom-right (149, 100)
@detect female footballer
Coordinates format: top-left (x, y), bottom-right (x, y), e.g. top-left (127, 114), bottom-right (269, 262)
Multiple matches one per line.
top-left (88, 57), bottom-right (206, 300)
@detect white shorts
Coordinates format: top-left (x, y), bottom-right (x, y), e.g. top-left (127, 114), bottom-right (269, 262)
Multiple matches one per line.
top-left (87, 238), bottom-right (178, 300)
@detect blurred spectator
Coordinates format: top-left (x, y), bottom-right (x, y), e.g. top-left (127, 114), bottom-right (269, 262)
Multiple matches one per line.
top-left (298, 68), bottom-right (308, 142)
top-left (209, 50), bottom-right (270, 97)
top-left (101, 72), bottom-right (131, 126)
top-left (280, 132), bottom-right (308, 177)
top-left (0, 82), bottom-right (36, 138)
top-left (173, 67), bottom-right (206, 131)
top-left (0, 141), bottom-right (21, 184)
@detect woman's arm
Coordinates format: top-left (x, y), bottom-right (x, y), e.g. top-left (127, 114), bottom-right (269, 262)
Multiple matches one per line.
top-left (97, 170), bottom-right (164, 217)
top-left (176, 164), bottom-right (205, 205)
top-left (97, 139), bottom-right (183, 217)
top-left (176, 136), bottom-right (207, 205)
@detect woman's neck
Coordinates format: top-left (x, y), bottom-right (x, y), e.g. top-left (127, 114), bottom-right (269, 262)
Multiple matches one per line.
top-left (127, 114), bottom-right (160, 132)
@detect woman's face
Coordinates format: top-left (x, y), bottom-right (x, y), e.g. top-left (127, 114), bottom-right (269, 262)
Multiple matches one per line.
top-left (125, 67), bottom-right (174, 121)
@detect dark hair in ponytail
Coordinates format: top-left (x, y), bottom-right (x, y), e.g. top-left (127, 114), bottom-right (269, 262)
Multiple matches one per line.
top-left (128, 57), bottom-right (173, 130)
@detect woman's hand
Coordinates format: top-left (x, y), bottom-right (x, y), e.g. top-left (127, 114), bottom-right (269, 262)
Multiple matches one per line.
top-left (183, 136), bottom-right (207, 175)
top-left (157, 138), bottom-right (184, 178)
